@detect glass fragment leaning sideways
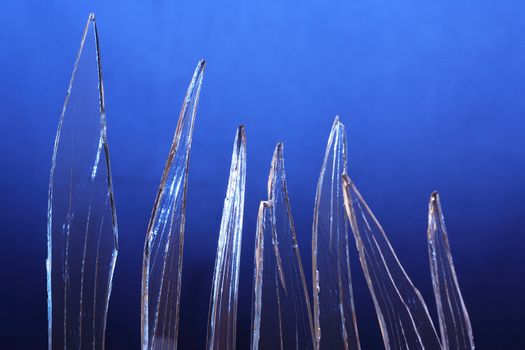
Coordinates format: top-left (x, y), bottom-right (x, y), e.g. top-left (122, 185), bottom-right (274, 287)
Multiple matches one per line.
top-left (312, 117), bottom-right (361, 350)
top-left (207, 126), bottom-right (247, 350)
top-left (141, 60), bottom-right (206, 350)
top-left (251, 144), bottom-right (314, 350)
top-left (342, 175), bottom-right (441, 350)
top-left (428, 192), bottom-right (475, 350)
top-left (47, 13), bottom-right (118, 350)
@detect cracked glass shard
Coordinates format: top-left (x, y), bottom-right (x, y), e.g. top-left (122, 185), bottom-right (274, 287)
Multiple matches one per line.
top-left (312, 117), bottom-right (361, 350)
top-left (251, 144), bottom-right (314, 350)
top-left (141, 60), bottom-right (205, 350)
top-left (207, 126), bottom-right (247, 350)
top-left (47, 13), bottom-right (118, 350)
top-left (342, 175), bottom-right (441, 350)
top-left (428, 192), bottom-right (474, 350)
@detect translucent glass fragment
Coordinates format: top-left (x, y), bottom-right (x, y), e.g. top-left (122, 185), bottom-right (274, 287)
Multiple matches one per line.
top-left (141, 60), bottom-right (206, 350)
top-left (47, 13), bottom-right (118, 350)
top-left (312, 117), bottom-right (361, 350)
top-left (207, 126), bottom-right (247, 350)
top-left (428, 192), bottom-right (475, 350)
top-left (342, 175), bottom-right (441, 350)
top-left (251, 144), bottom-right (314, 350)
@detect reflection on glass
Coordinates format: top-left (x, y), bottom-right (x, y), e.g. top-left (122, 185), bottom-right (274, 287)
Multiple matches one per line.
top-left (141, 60), bottom-right (205, 350)
top-left (47, 13), bottom-right (118, 350)
top-left (207, 126), bottom-right (247, 350)
top-left (428, 192), bottom-right (475, 350)
top-left (251, 144), bottom-right (314, 350)
top-left (342, 175), bottom-right (441, 350)
top-left (312, 117), bottom-right (361, 350)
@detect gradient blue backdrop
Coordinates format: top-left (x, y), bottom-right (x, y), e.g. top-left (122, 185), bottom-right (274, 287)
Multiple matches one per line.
top-left (1, 1), bottom-right (524, 348)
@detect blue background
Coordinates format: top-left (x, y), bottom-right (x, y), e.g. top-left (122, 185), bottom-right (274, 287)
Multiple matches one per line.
top-left (1, 1), bottom-right (524, 348)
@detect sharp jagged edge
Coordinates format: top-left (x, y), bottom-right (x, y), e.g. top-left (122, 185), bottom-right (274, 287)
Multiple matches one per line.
top-left (342, 174), bottom-right (441, 349)
top-left (428, 192), bottom-right (475, 350)
top-left (251, 144), bottom-right (314, 350)
top-left (47, 13), bottom-right (118, 350)
top-left (141, 60), bottom-right (205, 350)
top-left (312, 117), bottom-right (361, 350)
top-left (269, 144), bottom-right (314, 348)
top-left (251, 201), bottom-right (269, 350)
top-left (207, 125), bottom-right (247, 350)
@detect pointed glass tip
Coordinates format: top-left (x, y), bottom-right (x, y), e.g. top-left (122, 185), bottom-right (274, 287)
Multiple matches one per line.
top-left (266, 142), bottom-right (284, 198)
top-left (331, 115), bottom-right (345, 134)
top-left (235, 124), bottom-right (246, 149)
top-left (333, 114), bottom-right (341, 125)
top-left (192, 59), bottom-right (206, 80)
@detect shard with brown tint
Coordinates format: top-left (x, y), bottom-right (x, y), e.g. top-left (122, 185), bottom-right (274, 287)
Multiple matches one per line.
top-left (141, 60), bottom-right (205, 350)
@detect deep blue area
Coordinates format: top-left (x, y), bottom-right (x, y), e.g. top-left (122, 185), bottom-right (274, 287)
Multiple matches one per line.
top-left (1, 1), bottom-right (524, 348)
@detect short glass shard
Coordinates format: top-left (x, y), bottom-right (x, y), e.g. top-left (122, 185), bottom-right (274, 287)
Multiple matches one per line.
top-left (141, 60), bottom-right (206, 350)
top-left (207, 126), bottom-right (247, 350)
top-left (47, 13), bottom-right (118, 350)
top-left (251, 144), bottom-right (314, 350)
top-left (342, 175), bottom-right (441, 350)
top-left (428, 192), bottom-right (475, 350)
top-left (312, 117), bottom-right (361, 350)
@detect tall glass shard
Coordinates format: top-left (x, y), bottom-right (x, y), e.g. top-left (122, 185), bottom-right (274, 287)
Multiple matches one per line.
top-left (428, 192), bottom-right (474, 350)
top-left (141, 60), bottom-right (206, 350)
top-left (251, 144), bottom-right (314, 350)
top-left (207, 126), bottom-right (247, 350)
top-left (342, 175), bottom-right (441, 350)
top-left (312, 117), bottom-right (361, 350)
top-left (47, 13), bottom-right (118, 350)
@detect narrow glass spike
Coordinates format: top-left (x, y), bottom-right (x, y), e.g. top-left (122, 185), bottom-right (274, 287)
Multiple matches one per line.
top-left (251, 144), bottom-right (314, 350)
top-left (428, 192), bottom-right (475, 350)
top-left (47, 13), bottom-right (118, 350)
top-left (342, 175), bottom-right (441, 350)
top-left (141, 60), bottom-right (206, 350)
top-left (207, 126), bottom-right (247, 350)
top-left (312, 117), bottom-right (361, 350)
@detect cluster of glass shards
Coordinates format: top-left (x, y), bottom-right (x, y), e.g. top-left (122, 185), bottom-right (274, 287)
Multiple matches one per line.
top-left (47, 14), bottom-right (474, 350)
